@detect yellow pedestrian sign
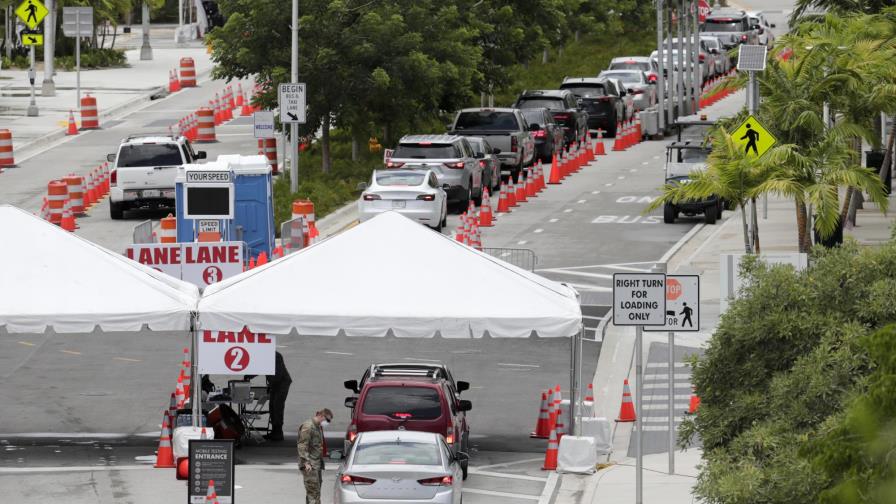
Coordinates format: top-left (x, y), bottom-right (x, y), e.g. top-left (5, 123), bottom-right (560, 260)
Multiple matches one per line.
top-left (731, 115), bottom-right (777, 158)
top-left (16, 0), bottom-right (48, 30)
top-left (21, 29), bottom-right (43, 46)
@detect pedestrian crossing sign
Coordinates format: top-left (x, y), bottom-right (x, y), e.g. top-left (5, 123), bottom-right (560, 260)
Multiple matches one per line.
top-left (15, 0), bottom-right (48, 30)
top-left (21, 29), bottom-right (43, 46)
top-left (644, 275), bottom-right (700, 332)
top-left (731, 115), bottom-right (777, 158)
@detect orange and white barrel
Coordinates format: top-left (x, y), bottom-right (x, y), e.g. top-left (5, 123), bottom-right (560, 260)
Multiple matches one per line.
top-left (159, 214), bottom-right (177, 243)
top-left (195, 108), bottom-right (216, 143)
top-left (64, 175), bottom-right (85, 214)
top-left (292, 200), bottom-right (316, 246)
top-left (179, 57), bottom-right (197, 87)
top-left (0, 129), bottom-right (14, 167)
top-left (47, 180), bottom-right (68, 225)
top-left (80, 95), bottom-right (99, 129)
top-left (257, 138), bottom-right (278, 174)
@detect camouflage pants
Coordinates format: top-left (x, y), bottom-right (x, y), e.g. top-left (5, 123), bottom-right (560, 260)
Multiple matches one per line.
top-left (302, 467), bottom-right (322, 504)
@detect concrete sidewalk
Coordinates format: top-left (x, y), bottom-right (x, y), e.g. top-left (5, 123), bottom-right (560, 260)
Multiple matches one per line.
top-left (0, 28), bottom-right (212, 157)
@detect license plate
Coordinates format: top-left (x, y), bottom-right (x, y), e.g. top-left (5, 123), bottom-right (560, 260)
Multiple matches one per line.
top-left (162, 190), bottom-right (175, 199)
top-left (142, 189), bottom-right (161, 198)
top-left (392, 200), bottom-right (406, 208)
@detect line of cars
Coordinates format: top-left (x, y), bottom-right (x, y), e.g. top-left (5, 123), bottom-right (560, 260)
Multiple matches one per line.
top-left (336, 363), bottom-right (471, 503)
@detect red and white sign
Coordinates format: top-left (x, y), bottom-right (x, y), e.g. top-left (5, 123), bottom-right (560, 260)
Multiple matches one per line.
top-left (198, 328), bottom-right (276, 375)
top-left (699, 0), bottom-right (710, 23)
top-left (125, 242), bottom-right (244, 287)
top-left (645, 275), bottom-right (700, 332)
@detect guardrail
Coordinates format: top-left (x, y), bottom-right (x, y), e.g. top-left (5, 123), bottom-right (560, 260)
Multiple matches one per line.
top-left (132, 219), bottom-right (154, 244)
top-left (280, 217), bottom-right (306, 255)
top-left (481, 247), bottom-right (538, 271)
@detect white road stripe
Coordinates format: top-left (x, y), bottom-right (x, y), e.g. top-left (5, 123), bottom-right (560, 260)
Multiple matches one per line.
top-left (577, 199), bottom-right (587, 203)
top-left (605, 183), bottom-right (614, 186)
top-left (473, 457), bottom-right (543, 471)
top-left (497, 363), bottom-right (540, 368)
top-left (539, 471), bottom-right (559, 504)
top-left (534, 228), bottom-right (543, 233)
top-left (646, 362), bottom-right (690, 368)
top-left (463, 488), bottom-right (540, 501)
top-left (549, 218), bottom-right (559, 223)
top-left (518, 240), bottom-right (528, 245)
top-left (563, 208), bottom-right (573, 213)
top-left (469, 469), bottom-right (548, 482)
top-left (324, 351), bottom-right (353, 356)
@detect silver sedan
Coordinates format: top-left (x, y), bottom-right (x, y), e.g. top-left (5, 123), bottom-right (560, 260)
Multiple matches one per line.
top-left (358, 170), bottom-right (448, 231)
top-left (335, 430), bottom-right (468, 504)
top-left (598, 70), bottom-right (656, 112)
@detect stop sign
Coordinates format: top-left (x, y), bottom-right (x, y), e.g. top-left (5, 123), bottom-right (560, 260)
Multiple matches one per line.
top-left (699, 0), bottom-right (710, 23)
top-left (667, 278), bottom-right (683, 301)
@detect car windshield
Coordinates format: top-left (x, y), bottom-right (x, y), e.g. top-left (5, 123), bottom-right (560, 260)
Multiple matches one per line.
top-left (515, 98), bottom-right (565, 111)
top-left (375, 172), bottom-right (426, 186)
top-left (521, 109), bottom-right (547, 125)
top-left (681, 149), bottom-right (710, 162)
top-left (353, 441), bottom-right (441, 466)
top-left (610, 61), bottom-right (649, 72)
top-left (702, 20), bottom-right (744, 32)
top-left (454, 111), bottom-right (520, 130)
top-left (362, 386), bottom-right (442, 420)
top-left (602, 72), bottom-right (641, 84)
top-left (117, 143), bottom-right (182, 167)
top-left (466, 139), bottom-right (485, 153)
top-left (392, 144), bottom-right (458, 159)
top-left (561, 85), bottom-right (606, 98)
top-left (703, 39), bottom-right (720, 50)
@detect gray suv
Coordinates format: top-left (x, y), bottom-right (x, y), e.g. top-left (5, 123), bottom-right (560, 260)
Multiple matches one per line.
top-left (387, 134), bottom-right (484, 206)
top-left (700, 10), bottom-right (758, 51)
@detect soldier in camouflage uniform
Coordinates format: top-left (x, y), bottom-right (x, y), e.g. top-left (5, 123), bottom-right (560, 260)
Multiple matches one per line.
top-left (297, 408), bottom-right (333, 504)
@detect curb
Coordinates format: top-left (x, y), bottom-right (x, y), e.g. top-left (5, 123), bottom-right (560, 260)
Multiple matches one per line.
top-left (316, 201), bottom-right (359, 238)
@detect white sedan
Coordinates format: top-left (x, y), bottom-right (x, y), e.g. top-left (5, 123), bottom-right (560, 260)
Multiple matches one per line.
top-left (358, 170), bottom-right (448, 231)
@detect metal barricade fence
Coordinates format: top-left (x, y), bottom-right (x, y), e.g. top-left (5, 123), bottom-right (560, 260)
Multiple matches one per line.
top-left (481, 247), bottom-right (537, 271)
top-left (132, 219), bottom-right (154, 244)
top-left (280, 216), bottom-right (306, 255)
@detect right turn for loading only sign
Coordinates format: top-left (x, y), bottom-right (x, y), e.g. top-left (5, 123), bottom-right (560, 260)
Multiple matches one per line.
top-left (612, 273), bottom-right (666, 326)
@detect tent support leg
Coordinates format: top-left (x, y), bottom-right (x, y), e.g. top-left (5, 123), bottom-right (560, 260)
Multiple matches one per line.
top-left (191, 312), bottom-right (200, 428)
top-left (570, 326), bottom-right (583, 436)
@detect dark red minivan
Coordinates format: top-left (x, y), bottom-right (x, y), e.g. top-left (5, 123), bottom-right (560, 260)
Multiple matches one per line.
top-left (343, 364), bottom-right (471, 455)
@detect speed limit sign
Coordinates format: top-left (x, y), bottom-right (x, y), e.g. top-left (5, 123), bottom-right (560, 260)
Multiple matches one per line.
top-left (198, 329), bottom-right (276, 375)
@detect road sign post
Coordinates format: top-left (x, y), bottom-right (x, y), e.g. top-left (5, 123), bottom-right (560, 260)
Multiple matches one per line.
top-left (279, 82), bottom-right (306, 193)
top-left (62, 7), bottom-right (93, 111)
top-left (613, 271), bottom-right (666, 504)
top-left (16, 0), bottom-right (48, 116)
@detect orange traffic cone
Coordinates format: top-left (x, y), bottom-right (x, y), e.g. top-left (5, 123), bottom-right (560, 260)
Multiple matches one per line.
top-left (461, 213), bottom-right (472, 245)
top-left (687, 388), bottom-right (701, 414)
top-left (635, 116), bottom-right (643, 143)
top-left (541, 425), bottom-right (559, 470)
top-left (548, 153), bottom-right (561, 184)
top-left (506, 178), bottom-right (517, 207)
top-left (60, 200), bottom-right (76, 232)
top-left (616, 379), bottom-right (636, 422)
top-left (257, 251), bottom-right (269, 266)
top-left (200, 427), bottom-right (209, 439)
top-left (479, 188), bottom-right (493, 226)
top-left (66, 110), bottom-right (78, 135)
top-left (526, 169), bottom-right (537, 198)
top-left (584, 382), bottom-right (594, 402)
top-left (205, 479), bottom-right (218, 503)
top-left (553, 386), bottom-right (566, 436)
top-left (516, 173), bottom-right (527, 203)
top-left (167, 391), bottom-right (178, 420)
top-left (176, 373), bottom-right (186, 408)
top-left (612, 122), bottom-right (625, 151)
top-left (595, 129), bottom-right (607, 156)
top-left (470, 220), bottom-right (482, 250)
top-left (154, 416), bottom-right (176, 468)
top-left (531, 391), bottom-right (551, 439)
top-left (236, 83), bottom-right (245, 106)
top-left (496, 183), bottom-right (510, 213)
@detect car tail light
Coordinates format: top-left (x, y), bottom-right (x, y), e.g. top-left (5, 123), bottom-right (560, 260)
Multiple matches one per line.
top-left (631, 89), bottom-right (644, 95)
top-left (554, 113), bottom-right (570, 121)
top-left (445, 426), bottom-right (455, 445)
top-left (741, 34), bottom-right (748, 42)
top-left (511, 136), bottom-right (518, 153)
top-left (362, 194), bottom-right (381, 201)
top-left (385, 161), bottom-right (404, 169)
top-left (648, 74), bottom-right (657, 83)
top-left (418, 476), bottom-right (453, 486)
top-left (479, 160), bottom-right (487, 168)
top-left (598, 97), bottom-right (611, 102)
top-left (534, 130), bottom-right (547, 138)
top-left (347, 422), bottom-right (358, 442)
top-left (341, 474), bottom-right (376, 486)
top-left (444, 162), bottom-right (464, 169)
top-left (699, 54), bottom-right (706, 62)
top-left (417, 194), bottom-right (435, 201)
top-left (110, 169), bottom-right (117, 186)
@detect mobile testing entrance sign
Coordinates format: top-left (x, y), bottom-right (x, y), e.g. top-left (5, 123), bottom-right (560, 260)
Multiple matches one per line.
top-left (189, 439), bottom-right (235, 503)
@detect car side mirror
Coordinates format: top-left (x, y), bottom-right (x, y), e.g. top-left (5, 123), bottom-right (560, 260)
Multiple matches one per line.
top-left (344, 379), bottom-right (359, 393)
top-left (442, 183), bottom-right (451, 191)
top-left (196, 151), bottom-right (207, 159)
top-left (710, 48), bottom-right (719, 54)
top-left (356, 182), bottom-right (368, 192)
top-left (106, 153), bottom-right (116, 162)
top-left (771, 23), bottom-right (776, 28)
top-left (455, 451), bottom-right (469, 464)
top-left (492, 147), bottom-right (501, 155)
top-left (757, 28), bottom-right (765, 35)
top-left (528, 123), bottom-right (541, 132)
top-left (458, 400), bottom-right (472, 412)
top-left (344, 396), bottom-right (357, 409)
top-left (457, 381), bottom-right (470, 393)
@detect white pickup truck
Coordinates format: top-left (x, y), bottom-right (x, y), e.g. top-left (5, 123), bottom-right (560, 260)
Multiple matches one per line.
top-left (107, 135), bottom-right (206, 219)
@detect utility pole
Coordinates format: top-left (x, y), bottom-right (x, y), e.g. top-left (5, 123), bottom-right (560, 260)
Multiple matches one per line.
top-left (676, 1), bottom-right (684, 116)
top-left (692, 0), bottom-right (700, 114)
top-left (656, 0), bottom-right (666, 133)
top-left (42, 0), bottom-right (55, 96)
top-left (290, 0), bottom-right (299, 193)
top-left (683, 1), bottom-right (693, 115)
top-left (666, 10), bottom-right (675, 126)
top-left (139, 2), bottom-right (152, 60)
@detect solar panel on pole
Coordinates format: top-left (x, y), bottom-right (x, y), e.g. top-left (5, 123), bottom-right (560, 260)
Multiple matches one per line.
top-left (737, 45), bottom-right (768, 72)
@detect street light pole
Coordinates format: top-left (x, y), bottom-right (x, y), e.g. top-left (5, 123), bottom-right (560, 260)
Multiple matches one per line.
top-left (42, 0), bottom-right (55, 96)
top-left (290, 0), bottom-right (299, 193)
top-left (656, 0), bottom-right (666, 133)
top-left (140, 2), bottom-right (152, 60)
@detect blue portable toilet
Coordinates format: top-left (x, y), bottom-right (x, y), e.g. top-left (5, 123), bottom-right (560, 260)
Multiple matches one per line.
top-left (174, 155), bottom-right (274, 259)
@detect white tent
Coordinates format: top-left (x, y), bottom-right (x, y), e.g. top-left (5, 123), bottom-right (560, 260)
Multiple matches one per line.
top-left (0, 205), bottom-right (199, 333)
top-left (199, 211), bottom-right (582, 339)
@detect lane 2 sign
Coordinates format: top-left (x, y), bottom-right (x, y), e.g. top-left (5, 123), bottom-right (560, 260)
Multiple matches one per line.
top-left (198, 328), bottom-right (276, 375)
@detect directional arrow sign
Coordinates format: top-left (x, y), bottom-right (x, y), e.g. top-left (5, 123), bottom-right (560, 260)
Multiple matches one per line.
top-left (21, 29), bottom-right (43, 46)
top-left (16, 0), bottom-right (48, 30)
top-left (278, 83), bottom-right (306, 124)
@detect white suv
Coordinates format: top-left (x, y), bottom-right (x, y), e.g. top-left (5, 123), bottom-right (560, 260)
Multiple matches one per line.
top-left (107, 135), bottom-right (206, 219)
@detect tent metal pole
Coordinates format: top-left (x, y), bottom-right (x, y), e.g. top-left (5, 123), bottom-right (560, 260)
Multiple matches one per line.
top-left (191, 311), bottom-right (200, 428)
top-left (570, 325), bottom-right (583, 436)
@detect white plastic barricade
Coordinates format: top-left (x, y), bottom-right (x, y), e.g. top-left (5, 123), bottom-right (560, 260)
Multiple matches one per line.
top-left (557, 436), bottom-right (599, 474)
top-left (173, 426), bottom-right (214, 459)
top-left (580, 417), bottom-right (612, 455)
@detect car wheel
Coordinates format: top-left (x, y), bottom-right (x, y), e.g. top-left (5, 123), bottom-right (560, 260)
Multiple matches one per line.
top-left (459, 183), bottom-right (471, 208)
top-left (110, 201), bottom-right (125, 220)
top-left (664, 203), bottom-right (677, 224)
top-left (705, 203), bottom-right (718, 224)
top-left (608, 118), bottom-right (618, 138)
top-left (472, 178), bottom-right (483, 206)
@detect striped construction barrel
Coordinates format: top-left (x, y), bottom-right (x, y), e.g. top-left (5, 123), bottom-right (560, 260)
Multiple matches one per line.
top-left (179, 57), bottom-right (197, 87)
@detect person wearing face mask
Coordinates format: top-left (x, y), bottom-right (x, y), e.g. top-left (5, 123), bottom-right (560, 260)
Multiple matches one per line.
top-left (297, 408), bottom-right (333, 504)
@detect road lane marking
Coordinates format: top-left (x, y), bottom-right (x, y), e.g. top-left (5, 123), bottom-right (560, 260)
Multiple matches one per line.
top-left (539, 471), bottom-right (559, 504)
top-left (616, 196), bottom-right (656, 203)
top-left (469, 469), bottom-right (548, 482)
top-left (533, 228), bottom-right (543, 233)
top-left (643, 161), bottom-right (650, 165)
top-left (617, 175), bottom-right (625, 179)
top-left (324, 351), bottom-right (353, 356)
top-left (563, 209), bottom-right (573, 213)
top-left (605, 183), bottom-right (614, 186)
top-left (591, 190), bottom-right (601, 194)
top-left (517, 240), bottom-right (528, 245)
top-left (577, 199), bottom-right (586, 203)
top-left (17, 341), bottom-right (35, 347)
top-left (497, 363), bottom-right (540, 368)
top-left (592, 215), bottom-right (662, 224)
top-left (61, 350), bottom-right (81, 356)
top-left (113, 357), bottom-right (141, 363)
top-left (402, 357), bottom-right (442, 362)
top-left (630, 168), bottom-right (638, 172)
top-left (474, 457), bottom-right (544, 471)
top-left (463, 488), bottom-right (539, 500)
top-left (549, 218), bottom-right (558, 223)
